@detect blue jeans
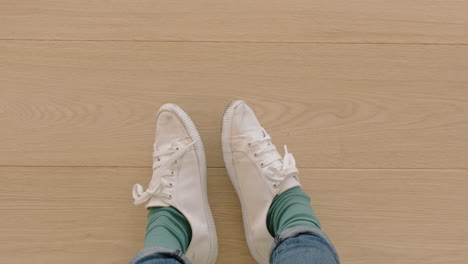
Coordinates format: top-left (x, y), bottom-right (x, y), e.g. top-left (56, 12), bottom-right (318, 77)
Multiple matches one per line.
top-left (130, 227), bottom-right (339, 264)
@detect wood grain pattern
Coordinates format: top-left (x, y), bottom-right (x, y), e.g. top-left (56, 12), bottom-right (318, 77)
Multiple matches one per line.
top-left (1, 0), bottom-right (468, 43)
top-left (2, 1), bottom-right (468, 263)
top-left (0, 167), bottom-right (466, 264)
top-left (1, 41), bottom-right (468, 168)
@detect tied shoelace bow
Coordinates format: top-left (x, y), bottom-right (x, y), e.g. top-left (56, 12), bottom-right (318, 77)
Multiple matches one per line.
top-left (132, 140), bottom-right (197, 205)
top-left (247, 128), bottom-right (299, 187)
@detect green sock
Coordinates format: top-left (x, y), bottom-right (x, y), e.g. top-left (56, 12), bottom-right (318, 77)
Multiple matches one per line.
top-left (144, 207), bottom-right (192, 253)
top-left (267, 186), bottom-right (321, 237)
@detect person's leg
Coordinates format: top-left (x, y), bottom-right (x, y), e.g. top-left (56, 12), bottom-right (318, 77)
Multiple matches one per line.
top-left (131, 251), bottom-right (185, 264)
top-left (144, 207), bottom-right (192, 252)
top-left (270, 232), bottom-right (339, 264)
top-left (130, 104), bottom-right (218, 264)
top-left (130, 207), bottom-right (192, 264)
top-left (267, 187), bottom-right (339, 263)
top-left (267, 187), bottom-right (321, 235)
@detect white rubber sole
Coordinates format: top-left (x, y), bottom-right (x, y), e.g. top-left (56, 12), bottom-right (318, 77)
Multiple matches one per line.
top-left (221, 100), bottom-right (268, 264)
top-left (158, 103), bottom-right (218, 264)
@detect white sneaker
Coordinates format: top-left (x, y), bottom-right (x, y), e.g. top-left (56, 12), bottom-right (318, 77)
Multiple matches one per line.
top-left (132, 103), bottom-right (218, 264)
top-left (222, 100), bottom-right (301, 264)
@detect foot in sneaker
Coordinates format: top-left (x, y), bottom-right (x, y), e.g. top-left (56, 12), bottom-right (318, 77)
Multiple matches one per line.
top-left (132, 103), bottom-right (218, 264)
top-left (222, 100), bottom-right (302, 264)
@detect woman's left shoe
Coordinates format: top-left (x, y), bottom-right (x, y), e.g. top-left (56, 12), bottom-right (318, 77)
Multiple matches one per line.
top-left (132, 103), bottom-right (218, 264)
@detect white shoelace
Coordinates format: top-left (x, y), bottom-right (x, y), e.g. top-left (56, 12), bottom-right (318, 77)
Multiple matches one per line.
top-left (247, 128), bottom-right (299, 188)
top-left (132, 140), bottom-right (197, 205)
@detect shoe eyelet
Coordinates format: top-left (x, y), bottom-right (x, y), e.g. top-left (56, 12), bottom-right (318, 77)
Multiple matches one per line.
top-left (253, 153), bottom-right (258, 158)
top-left (171, 171), bottom-right (175, 175)
top-left (168, 182), bottom-right (174, 188)
top-left (273, 183), bottom-right (279, 189)
top-left (168, 194), bottom-right (172, 199)
top-left (260, 163), bottom-right (264, 168)
top-left (157, 157), bottom-right (161, 162)
top-left (174, 160), bottom-right (178, 164)
top-left (248, 143), bottom-right (253, 148)
top-left (175, 147), bottom-right (180, 151)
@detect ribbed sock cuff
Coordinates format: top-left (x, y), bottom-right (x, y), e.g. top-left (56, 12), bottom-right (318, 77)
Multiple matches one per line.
top-left (144, 207), bottom-right (192, 253)
top-left (267, 186), bottom-right (321, 237)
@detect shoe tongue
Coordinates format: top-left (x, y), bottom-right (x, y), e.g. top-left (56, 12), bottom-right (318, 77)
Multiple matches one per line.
top-left (146, 195), bottom-right (170, 208)
top-left (146, 143), bottom-right (174, 208)
top-left (145, 169), bottom-right (170, 207)
top-left (251, 128), bottom-right (283, 171)
top-left (268, 151), bottom-right (283, 171)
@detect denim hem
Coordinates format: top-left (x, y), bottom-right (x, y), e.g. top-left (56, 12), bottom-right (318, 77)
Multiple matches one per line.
top-left (129, 246), bottom-right (191, 264)
top-left (269, 226), bottom-right (340, 263)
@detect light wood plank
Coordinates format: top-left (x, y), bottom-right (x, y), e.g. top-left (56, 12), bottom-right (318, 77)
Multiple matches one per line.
top-left (0, 167), bottom-right (466, 264)
top-left (1, 41), bottom-right (468, 168)
top-left (1, 0), bottom-right (468, 43)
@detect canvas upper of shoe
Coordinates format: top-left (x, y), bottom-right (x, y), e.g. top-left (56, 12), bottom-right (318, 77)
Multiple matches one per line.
top-left (133, 103), bottom-right (218, 264)
top-left (222, 100), bottom-right (301, 264)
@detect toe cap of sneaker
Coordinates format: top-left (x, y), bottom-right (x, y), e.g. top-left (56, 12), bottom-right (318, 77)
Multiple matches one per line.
top-left (230, 101), bottom-right (263, 139)
top-left (155, 105), bottom-right (190, 146)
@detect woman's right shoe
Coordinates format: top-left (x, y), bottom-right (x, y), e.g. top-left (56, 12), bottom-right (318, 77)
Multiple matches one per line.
top-left (222, 100), bottom-right (301, 264)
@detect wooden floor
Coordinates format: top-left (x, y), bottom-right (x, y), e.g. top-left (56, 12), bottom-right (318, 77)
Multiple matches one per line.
top-left (1, 1), bottom-right (468, 263)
